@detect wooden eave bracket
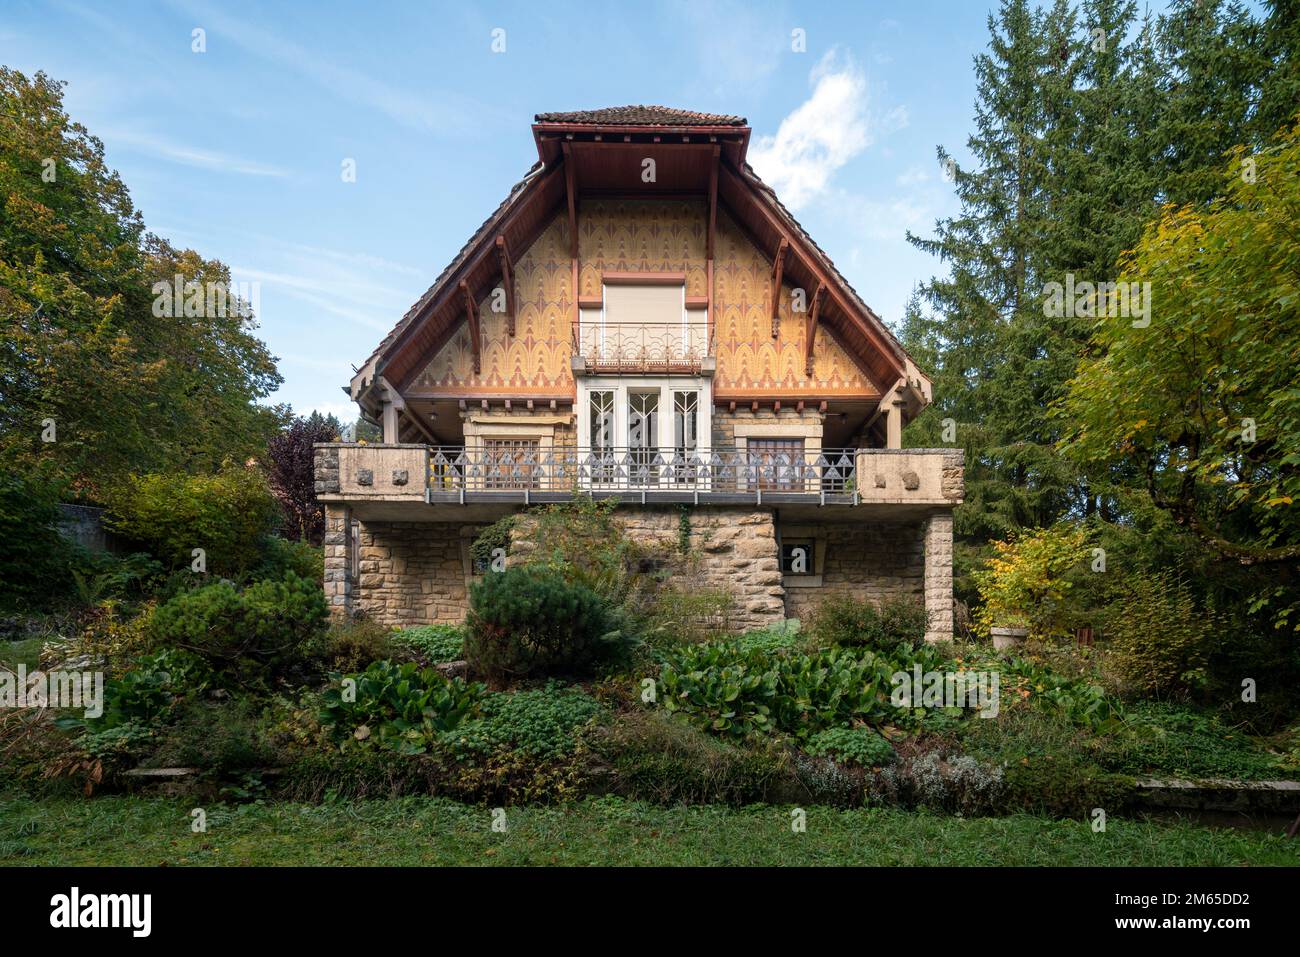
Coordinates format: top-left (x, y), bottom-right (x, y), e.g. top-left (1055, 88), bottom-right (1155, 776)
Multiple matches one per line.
top-left (804, 283), bottom-right (826, 377)
top-left (495, 235), bottom-right (515, 337)
top-left (459, 280), bottom-right (481, 374)
top-left (770, 238), bottom-right (789, 339)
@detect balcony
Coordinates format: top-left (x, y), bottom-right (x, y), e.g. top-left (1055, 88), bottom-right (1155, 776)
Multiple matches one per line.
top-left (572, 321), bottom-right (710, 375)
top-left (315, 443), bottom-right (963, 508)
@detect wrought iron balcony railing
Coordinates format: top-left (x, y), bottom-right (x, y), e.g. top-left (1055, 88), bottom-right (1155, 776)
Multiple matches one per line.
top-left (573, 321), bottom-right (709, 373)
top-left (427, 446), bottom-right (860, 498)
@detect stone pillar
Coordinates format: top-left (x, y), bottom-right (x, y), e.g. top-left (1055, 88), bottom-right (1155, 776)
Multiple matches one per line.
top-left (923, 510), bottom-right (954, 642)
top-left (323, 504), bottom-right (354, 620)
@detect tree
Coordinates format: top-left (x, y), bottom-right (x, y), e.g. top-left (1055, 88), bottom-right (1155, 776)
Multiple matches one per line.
top-left (0, 68), bottom-right (284, 499)
top-left (264, 413), bottom-right (342, 544)
top-left (1058, 120), bottom-right (1300, 626)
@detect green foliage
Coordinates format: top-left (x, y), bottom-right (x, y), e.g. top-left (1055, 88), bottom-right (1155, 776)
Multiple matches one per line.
top-left (804, 726), bottom-right (896, 767)
top-left (1059, 120), bottom-right (1300, 628)
top-left (808, 594), bottom-right (929, 653)
top-left (972, 525), bottom-right (1090, 640)
top-left (1104, 571), bottom-right (1216, 700)
top-left (441, 682), bottom-right (602, 760)
top-left (658, 640), bottom-right (955, 740)
top-left (105, 463), bottom-right (280, 579)
top-left (320, 661), bottom-right (484, 755)
top-left (0, 68), bottom-right (284, 498)
top-left (470, 515), bottom-right (515, 571)
top-left (466, 564), bottom-right (624, 683)
top-left (147, 571), bottom-right (328, 683)
top-left (77, 648), bottom-right (210, 731)
top-left (0, 467), bottom-right (75, 611)
top-left (393, 624), bottom-right (466, 663)
top-left (144, 697), bottom-right (278, 776)
top-left (1102, 703), bottom-right (1283, 781)
top-left (252, 537), bottom-right (323, 584)
top-left (592, 710), bottom-right (796, 805)
top-left (310, 618), bottom-right (396, 673)
top-left (730, 619), bottom-right (803, 656)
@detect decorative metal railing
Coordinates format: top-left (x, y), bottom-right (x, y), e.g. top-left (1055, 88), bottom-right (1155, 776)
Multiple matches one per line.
top-left (572, 321), bottom-right (709, 373)
top-left (427, 446), bottom-right (860, 495)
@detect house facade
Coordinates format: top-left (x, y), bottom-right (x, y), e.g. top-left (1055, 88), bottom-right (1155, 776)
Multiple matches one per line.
top-left (314, 106), bottom-right (963, 640)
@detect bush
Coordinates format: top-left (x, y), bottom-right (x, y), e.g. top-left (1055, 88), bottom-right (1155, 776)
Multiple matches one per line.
top-left (808, 594), bottom-right (928, 654)
top-left (466, 564), bottom-right (624, 683)
top-left (143, 697), bottom-right (277, 776)
top-left (804, 726), bottom-right (896, 767)
top-left (393, 624), bottom-right (466, 663)
top-left (0, 467), bottom-right (76, 612)
top-left (311, 618), bottom-right (396, 673)
top-left (147, 571), bottom-right (328, 683)
top-left (871, 750), bottom-right (1007, 816)
top-left (972, 524), bottom-right (1090, 640)
top-left (80, 648), bottom-right (211, 731)
top-left (68, 599), bottom-right (159, 671)
top-left (319, 660), bottom-right (484, 754)
top-left (1105, 571), bottom-right (1216, 700)
top-left (591, 710), bottom-right (796, 805)
top-left (105, 462), bottom-right (279, 579)
top-left (440, 682), bottom-right (602, 760)
top-left (252, 536), bottom-right (323, 584)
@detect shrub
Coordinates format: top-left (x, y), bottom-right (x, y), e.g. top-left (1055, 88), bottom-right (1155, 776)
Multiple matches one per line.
top-left (1105, 571), bottom-right (1216, 700)
top-left (871, 750), bottom-right (1006, 816)
top-left (804, 726), bottom-right (896, 767)
top-left (466, 564), bottom-right (624, 683)
top-left (311, 618), bottom-right (396, 673)
top-left (441, 681), bottom-right (602, 760)
top-left (252, 536), bottom-right (323, 584)
top-left (69, 599), bottom-right (159, 671)
top-left (0, 467), bottom-right (75, 612)
top-left (105, 462), bottom-right (279, 579)
top-left (808, 594), bottom-right (929, 653)
top-left (658, 641), bottom-right (950, 740)
top-left (144, 697), bottom-right (278, 776)
top-left (393, 624), bottom-right (466, 663)
top-left (80, 648), bottom-right (211, 731)
top-left (591, 710), bottom-right (796, 805)
top-left (147, 572), bottom-right (328, 683)
top-left (972, 524), bottom-right (1090, 640)
top-left (1099, 703), bottom-right (1281, 780)
top-left (319, 660), bottom-right (485, 754)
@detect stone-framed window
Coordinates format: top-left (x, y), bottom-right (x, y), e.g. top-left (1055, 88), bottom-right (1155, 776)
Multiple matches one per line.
top-left (780, 539), bottom-right (816, 577)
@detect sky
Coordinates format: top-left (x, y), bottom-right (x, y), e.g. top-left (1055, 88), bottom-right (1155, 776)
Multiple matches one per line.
top-left (0, 0), bottom-right (1174, 421)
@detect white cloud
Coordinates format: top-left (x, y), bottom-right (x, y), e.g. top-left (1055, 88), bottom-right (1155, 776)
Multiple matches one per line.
top-left (100, 128), bottom-right (289, 177)
top-left (749, 50), bottom-right (905, 210)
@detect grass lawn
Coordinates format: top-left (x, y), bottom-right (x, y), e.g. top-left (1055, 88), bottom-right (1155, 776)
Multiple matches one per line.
top-left (2, 794), bottom-right (1297, 866)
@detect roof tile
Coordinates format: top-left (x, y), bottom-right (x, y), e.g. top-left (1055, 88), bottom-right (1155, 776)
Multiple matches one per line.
top-left (534, 105), bottom-right (747, 127)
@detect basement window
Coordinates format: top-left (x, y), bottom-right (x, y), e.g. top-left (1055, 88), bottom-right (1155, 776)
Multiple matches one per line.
top-left (780, 540), bottom-right (815, 576)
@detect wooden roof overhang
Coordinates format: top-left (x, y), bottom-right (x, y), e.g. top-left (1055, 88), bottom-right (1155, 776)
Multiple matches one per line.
top-left (352, 111), bottom-right (930, 424)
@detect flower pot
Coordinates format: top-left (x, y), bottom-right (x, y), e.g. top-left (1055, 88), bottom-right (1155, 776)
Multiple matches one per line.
top-left (990, 626), bottom-right (1028, 651)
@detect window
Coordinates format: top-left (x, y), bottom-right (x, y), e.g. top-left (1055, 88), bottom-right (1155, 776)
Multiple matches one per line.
top-left (589, 391), bottom-right (614, 449)
top-left (482, 438), bottom-right (540, 489)
top-left (748, 438), bottom-right (805, 490)
top-left (780, 540), bottom-right (816, 576)
top-left (628, 392), bottom-right (659, 485)
top-left (673, 390), bottom-right (699, 482)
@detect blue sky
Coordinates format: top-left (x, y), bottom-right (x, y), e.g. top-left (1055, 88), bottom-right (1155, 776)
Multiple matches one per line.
top-left (1, 0), bottom-right (1164, 420)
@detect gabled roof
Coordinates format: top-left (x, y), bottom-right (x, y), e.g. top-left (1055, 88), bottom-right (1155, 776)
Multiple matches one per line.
top-left (534, 105), bottom-right (748, 127)
top-left (350, 107), bottom-right (930, 418)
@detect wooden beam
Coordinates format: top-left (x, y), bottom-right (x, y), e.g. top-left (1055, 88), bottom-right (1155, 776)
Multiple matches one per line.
top-left (401, 408), bottom-right (437, 445)
top-left (804, 283), bottom-right (826, 377)
top-left (707, 146), bottom-right (719, 260)
top-left (459, 280), bottom-right (481, 375)
top-left (770, 238), bottom-right (789, 339)
top-left (561, 142), bottom-right (578, 258)
top-left (495, 235), bottom-right (515, 337)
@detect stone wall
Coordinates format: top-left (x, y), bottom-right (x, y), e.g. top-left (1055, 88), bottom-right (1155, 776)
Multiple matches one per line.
top-left (354, 522), bottom-right (474, 626)
top-left (711, 405), bottom-right (824, 448)
top-left (779, 520), bottom-right (925, 623)
top-left (323, 504), bottom-right (352, 619)
top-left (509, 506), bottom-right (786, 632)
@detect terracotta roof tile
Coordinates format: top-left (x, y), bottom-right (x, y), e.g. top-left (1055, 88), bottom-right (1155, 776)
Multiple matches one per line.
top-left (534, 105), bottom-right (747, 127)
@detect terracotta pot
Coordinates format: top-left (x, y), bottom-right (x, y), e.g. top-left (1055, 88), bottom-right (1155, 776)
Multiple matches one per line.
top-left (990, 626), bottom-right (1028, 651)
